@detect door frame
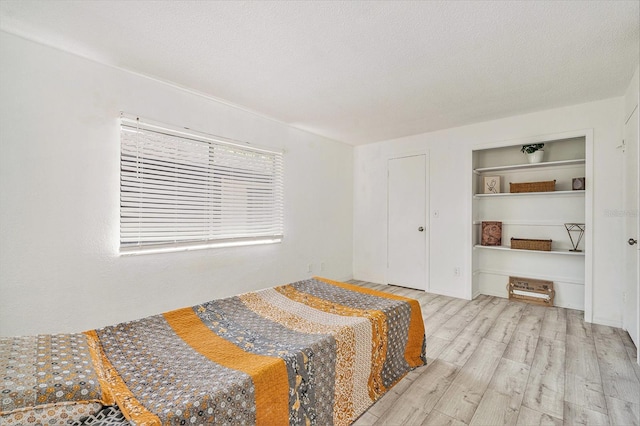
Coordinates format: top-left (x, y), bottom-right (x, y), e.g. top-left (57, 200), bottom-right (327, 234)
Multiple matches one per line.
top-left (622, 103), bottom-right (640, 352)
top-left (386, 151), bottom-right (430, 291)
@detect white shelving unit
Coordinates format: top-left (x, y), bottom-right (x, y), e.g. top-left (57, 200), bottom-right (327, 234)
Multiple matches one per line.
top-left (472, 135), bottom-right (589, 311)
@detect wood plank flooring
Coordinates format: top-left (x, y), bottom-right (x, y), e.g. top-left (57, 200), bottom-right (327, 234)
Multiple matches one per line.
top-left (348, 280), bottom-right (640, 426)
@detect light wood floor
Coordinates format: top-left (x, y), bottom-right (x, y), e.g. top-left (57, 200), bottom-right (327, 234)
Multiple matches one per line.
top-left (348, 280), bottom-right (640, 426)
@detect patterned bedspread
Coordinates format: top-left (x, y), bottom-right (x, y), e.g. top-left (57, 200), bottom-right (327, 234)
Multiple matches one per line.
top-left (1, 277), bottom-right (426, 425)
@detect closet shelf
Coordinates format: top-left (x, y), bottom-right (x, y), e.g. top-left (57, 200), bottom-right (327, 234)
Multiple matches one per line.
top-left (472, 221), bottom-right (579, 226)
top-left (473, 245), bottom-right (585, 256)
top-left (474, 159), bottom-right (585, 174)
top-left (474, 190), bottom-right (583, 198)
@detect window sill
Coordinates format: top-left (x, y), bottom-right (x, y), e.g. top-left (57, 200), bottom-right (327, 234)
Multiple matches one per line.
top-left (119, 238), bottom-right (282, 256)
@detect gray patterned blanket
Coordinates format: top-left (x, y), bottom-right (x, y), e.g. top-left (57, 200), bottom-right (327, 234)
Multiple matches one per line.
top-left (1, 278), bottom-right (426, 425)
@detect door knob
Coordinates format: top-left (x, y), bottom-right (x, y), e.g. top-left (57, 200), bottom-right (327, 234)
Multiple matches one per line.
top-left (629, 238), bottom-right (638, 246)
top-left (418, 227), bottom-right (424, 232)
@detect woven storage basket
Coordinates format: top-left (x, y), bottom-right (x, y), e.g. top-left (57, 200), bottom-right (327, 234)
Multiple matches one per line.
top-left (511, 238), bottom-right (552, 251)
top-left (509, 180), bottom-right (555, 193)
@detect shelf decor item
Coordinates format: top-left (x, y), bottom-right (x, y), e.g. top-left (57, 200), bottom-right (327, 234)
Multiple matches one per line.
top-left (509, 180), bottom-right (556, 193)
top-left (511, 238), bottom-right (552, 251)
top-left (508, 276), bottom-right (555, 306)
top-left (572, 177), bottom-right (585, 190)
top-left (481, 221), bottom-right (502, 246)
top-left (564, 223), bottom-right (585, 252)
top-left (483, 176), bottom-right (501, 194)
top-left (521, 143), bottom-right (545, 164)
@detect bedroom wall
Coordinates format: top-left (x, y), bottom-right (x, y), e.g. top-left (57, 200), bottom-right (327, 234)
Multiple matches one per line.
top-left (0, 32), bottom-right (354, 336)
top-left (354, 97), bottom-right (625, 327)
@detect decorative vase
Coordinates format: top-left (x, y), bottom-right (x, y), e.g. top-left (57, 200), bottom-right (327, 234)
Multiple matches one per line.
top-left (526, 150), bottom-right (544, 164)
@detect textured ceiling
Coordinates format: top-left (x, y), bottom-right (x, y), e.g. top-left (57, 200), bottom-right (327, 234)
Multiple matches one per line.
top-left (1, 0), bottom-right (638, 145)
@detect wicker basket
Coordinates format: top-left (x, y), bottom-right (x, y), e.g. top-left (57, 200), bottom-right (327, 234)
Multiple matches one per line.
top-left (511, 238), bottom-right (552, 251)
top-left (509, 180), bottom-right (555, 193)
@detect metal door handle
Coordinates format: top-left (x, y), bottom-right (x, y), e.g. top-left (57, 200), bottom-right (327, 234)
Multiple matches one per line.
top-left (418, 227), bottom-right (424, 232)
top-left (629, 238), bottom-right (638, 246)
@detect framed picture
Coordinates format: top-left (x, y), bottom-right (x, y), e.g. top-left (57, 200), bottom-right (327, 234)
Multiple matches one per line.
top-left (483, 176), bottom-right (501, 194)
top-left (572, 177), bottom-right (585, 191)
top-left (481, 221), bottom-right (502, 246)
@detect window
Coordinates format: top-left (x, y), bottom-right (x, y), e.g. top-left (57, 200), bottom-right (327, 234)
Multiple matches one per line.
top-left (120, 116), bottom-right (283, 254)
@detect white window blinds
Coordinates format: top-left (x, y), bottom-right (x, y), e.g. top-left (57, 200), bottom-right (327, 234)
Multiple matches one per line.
top-left (120, 117), bottom-right (284, 253)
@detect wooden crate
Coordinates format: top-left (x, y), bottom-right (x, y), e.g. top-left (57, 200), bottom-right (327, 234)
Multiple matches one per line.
top-left (508, 276), bottom-right (555, 306)
top-left (511, 238), bottom-right (552, 251)
top-left (509, 180), bottom-right (555, 193)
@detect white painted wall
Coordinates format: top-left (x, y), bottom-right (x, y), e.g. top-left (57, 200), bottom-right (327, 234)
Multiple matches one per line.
top-left (1, 29), bottom-right (632, 335)
top-left (0, 32), bottom-right (353, 337)
top-left (354, 97), bottom-right (625, 327)
top-left (624, 66), bottom-right (639, 120)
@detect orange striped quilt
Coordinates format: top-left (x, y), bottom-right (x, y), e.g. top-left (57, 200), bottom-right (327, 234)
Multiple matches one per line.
top-left (2, 278), bottom-right (426, 425)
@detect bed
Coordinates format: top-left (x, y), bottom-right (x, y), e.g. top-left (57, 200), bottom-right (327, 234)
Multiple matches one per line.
top-left (1, 277), bottom-right (426, 425)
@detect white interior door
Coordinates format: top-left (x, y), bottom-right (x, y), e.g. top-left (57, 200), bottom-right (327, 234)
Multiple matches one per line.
top-left (623, 105), bottom-right (639, 349)
top-left (387, 154), bottom-right (428, 290)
